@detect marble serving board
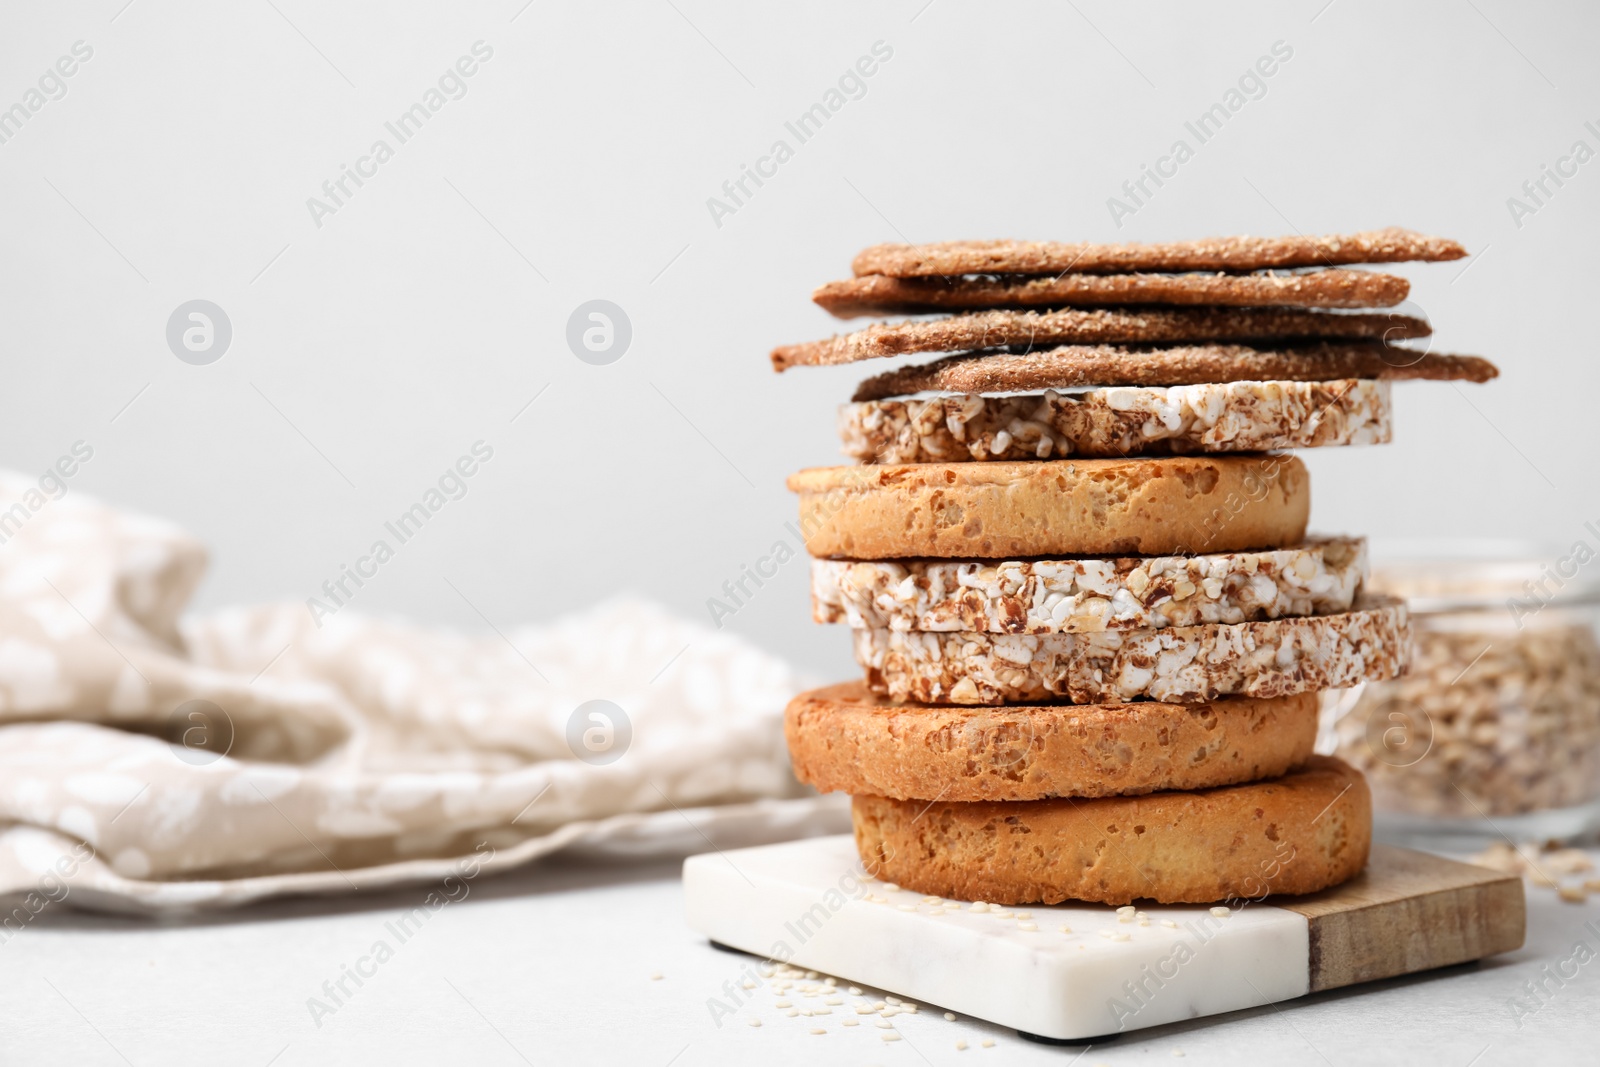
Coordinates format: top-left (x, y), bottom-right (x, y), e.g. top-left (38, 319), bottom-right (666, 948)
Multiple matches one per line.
top-left (683, 835), bottom-right (1524, 1041)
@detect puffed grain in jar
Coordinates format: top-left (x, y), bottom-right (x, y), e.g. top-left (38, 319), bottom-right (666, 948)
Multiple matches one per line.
top-left (1328, 554), bottom-right (1600, 845)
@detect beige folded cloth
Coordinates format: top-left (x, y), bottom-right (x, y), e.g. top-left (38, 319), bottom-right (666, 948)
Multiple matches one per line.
top-left (0, 472), bottom-right (839, 914)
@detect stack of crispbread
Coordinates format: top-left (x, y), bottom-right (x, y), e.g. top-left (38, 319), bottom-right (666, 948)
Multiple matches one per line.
top-left (777, 228), bottom-right (1499, 906)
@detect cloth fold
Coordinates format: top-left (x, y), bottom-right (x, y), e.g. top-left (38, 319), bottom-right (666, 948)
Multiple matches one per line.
top-left (0, 473), bottom-right (839, 913)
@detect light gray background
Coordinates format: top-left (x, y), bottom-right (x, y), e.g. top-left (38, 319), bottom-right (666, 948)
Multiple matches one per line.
top-left (1, 0), bottom-right (1593, 680)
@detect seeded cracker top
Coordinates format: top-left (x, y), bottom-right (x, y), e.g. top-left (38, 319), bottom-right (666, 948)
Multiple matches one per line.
top-left (851, 227), bottom-right (1466, 278)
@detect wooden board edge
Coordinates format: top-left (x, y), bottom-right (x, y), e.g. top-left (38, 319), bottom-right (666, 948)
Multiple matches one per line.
top-left (1275, 846), bottom-right (1526, 992)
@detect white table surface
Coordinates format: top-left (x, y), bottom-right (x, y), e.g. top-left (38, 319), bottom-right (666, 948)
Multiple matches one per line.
top-left (0, 846), bottom-right (1594, 1067)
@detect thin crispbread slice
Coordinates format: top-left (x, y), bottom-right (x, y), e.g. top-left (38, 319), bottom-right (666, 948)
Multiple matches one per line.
top-left (851, 341), bottom-right (1497, 401)
top-left (814, 268), bottom-right (1410, 318)
top-left (851, 227), bottom-right (1466, 278)
top-left (771, 306), bottom-right (1428, 372)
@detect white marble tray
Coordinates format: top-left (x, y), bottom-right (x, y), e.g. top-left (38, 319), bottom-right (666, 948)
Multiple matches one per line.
top-left (682, 834), bottom-right (1523, 1040)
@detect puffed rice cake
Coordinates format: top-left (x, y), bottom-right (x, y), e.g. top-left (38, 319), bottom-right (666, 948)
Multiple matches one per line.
top-left (852, 595), bottom-right (1410, 705)
top-left (811, 537), bottom-right (1367, 634)
top-left (841, 380), bottom-right (1390, 463)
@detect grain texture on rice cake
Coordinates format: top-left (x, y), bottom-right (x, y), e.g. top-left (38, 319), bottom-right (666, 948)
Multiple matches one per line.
top-left (810, 536), bottom-right (1367, 633)
top-left (851, 595), bottom-right (1411, 705)
top-left (841, 378), bottom-right (1391, 462)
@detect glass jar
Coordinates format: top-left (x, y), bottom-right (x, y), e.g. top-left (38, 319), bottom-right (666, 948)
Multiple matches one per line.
top-left (1325, 547), bottom-right (1600, 849)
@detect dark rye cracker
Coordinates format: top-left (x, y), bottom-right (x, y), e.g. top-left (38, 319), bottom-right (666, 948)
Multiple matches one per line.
top-left (852, 341), bottom-right (1498, 401)
top-left (771, 306), bottom-right (1428, 371)
top-left (814, 269), bottom-right (1411, 318)
top-left (851, 227), bottom-right (1467, 278)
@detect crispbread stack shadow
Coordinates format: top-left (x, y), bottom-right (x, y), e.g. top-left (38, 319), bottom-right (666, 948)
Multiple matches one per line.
top-left (778, 228), bottom-right (1500, 906)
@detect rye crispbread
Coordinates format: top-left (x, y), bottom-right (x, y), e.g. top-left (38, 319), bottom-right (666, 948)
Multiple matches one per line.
top-left (788, 454), bottom-right (1309, 560)
top-left (850, 755), bottom-right (1372, 905)
top-left (814, 268), bottom-right (1411, 318)
top-left (851, 341), bottom-right (1497, 400)
top-left (851, 227), bottom-right (1465, 278)
top-left (771, 307), bottom-right (1429, 371)
top-left (785, 680), bottom-right (1318, 802)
